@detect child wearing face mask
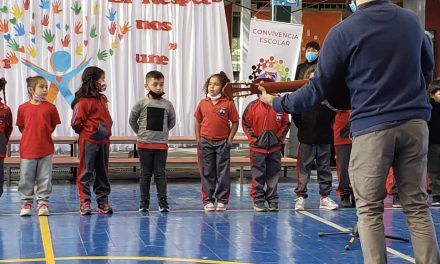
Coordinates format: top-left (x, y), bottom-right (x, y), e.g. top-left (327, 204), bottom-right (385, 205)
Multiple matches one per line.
top-left (194, 71), bottom-right (239, 212)
top-left (129, 70), bottom-right (176, 213)
top-left (287, 41), bottom-right (321, 160)
top-left (16, 76), bottom-right (61, 216)
top-left (71, 67), bottom-right (113, 215)
top-left (295, 41), bottom-right (320, 80)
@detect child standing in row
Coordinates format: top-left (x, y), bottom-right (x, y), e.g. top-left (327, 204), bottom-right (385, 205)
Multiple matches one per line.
top-left (333, 110), bottom-right (355, 208)
top-left (194, 71), bottom-right (239, 211)
top-left (129, 70), bottom-right (176, 212)
top-left (71, 67), bottom-right (113, 215)
top-left (17, 76), bottom-right (61, 216)
top-left (242, 92), bottom-right (290, 212)
top-left (428, 80), bottom-right (440, 207)
top-left (292, 65), bottom-right (338, 211)
top-left (0, 78), bottom-right (13, 198)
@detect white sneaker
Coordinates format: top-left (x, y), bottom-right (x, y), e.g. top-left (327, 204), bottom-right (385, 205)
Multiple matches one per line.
top-left (432, 201), bottom-right (440, 207)
top-left (38, 204), bottom-right (50, 216)
top-left (204, 202), bottom-right (215, 212)
top-left (216, 203), bottom-right (227, 211)
top-left (295, 197), bottom-right (305, 211)
top-left (320, 196), bottom-right (339, 210)
top-left (20, 203), bottom-right (32, 216)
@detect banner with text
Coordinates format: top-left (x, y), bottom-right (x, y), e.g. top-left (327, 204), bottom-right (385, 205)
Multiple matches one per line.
top-left (245, 19), bottom-right (302, 83)
top-left (0, 0), bottom-right (232, 137)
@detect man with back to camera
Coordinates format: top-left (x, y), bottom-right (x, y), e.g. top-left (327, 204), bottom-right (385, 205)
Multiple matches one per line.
top-left (258, 0), bottom-right (440, 263)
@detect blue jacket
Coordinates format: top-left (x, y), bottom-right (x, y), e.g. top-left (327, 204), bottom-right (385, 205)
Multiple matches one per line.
top-left (273, 0), bottom-right (434, 135)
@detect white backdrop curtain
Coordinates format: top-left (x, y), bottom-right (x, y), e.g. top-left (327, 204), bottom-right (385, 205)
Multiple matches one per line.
top-left (0, 0), bottom-right (232, 141)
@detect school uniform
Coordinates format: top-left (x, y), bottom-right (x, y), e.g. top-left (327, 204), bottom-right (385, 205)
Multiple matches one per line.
top-left (71, 95), bottom-right (112, 205)
top-left (428, 98), bottom-right (440, 204)
top-left (194, 96), bottom-right (239, 205)
top-left (293, 104), bottom-right (335, 198)
top-left (242, 98), bottom-right (290, 206)
top-left (333, 110), bottom-right (352, 199)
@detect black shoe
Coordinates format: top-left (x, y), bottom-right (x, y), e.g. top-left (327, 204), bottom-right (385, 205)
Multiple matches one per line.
top-left (253, 203), bottom-right (267, 212)
top-left (350, 192), bottom-right (356, 208)
top-left (393, 196), bottom-right (402, 208)
top-left (341, 197), bottom-right (353, 208)
top-left (139, 201), bottom-right (149, 212)
top-left (158, 199), bottom-right (170, 212)
top-left (139, 206), bottom-right (149, 212)
top-left (97, 203), bottom-right (113, 214)
top-left (268, 203), bottom-right (279, 212)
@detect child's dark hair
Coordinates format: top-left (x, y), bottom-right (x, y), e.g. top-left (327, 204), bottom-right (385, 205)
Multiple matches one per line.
top-left (145, 70), bottom-right (164, 82)
top-left (428, 80), bottom-right (440, 96)
top-left (71, 66), bottom-right (105, 109)
top-left (0, 77), bottom-right (6, 104)
top-left (26, 76), bottom-right (46, 99)
top-left (203, 71), bottom-right (230, 95)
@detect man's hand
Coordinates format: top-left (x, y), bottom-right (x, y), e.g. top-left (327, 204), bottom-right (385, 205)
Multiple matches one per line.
top-left (258, 82), bottom-right (276, 106)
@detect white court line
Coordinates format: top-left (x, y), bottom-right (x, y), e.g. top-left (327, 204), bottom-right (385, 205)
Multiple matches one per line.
top-left (299, 210), bottom-right (415, 264)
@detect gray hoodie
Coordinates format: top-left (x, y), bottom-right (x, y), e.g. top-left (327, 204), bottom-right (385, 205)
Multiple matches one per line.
top-left (129, 96), bottom-right (176, 144)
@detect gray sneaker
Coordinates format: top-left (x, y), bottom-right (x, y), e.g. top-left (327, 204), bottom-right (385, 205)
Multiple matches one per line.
top-left (319, 197), bottom-right (339, 210)
top-left (295, 197), bottom-right (305, 211)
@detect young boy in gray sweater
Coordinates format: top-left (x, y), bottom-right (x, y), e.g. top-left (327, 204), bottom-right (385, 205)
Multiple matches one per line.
top-left (129, 71), bottom-right (176, 212)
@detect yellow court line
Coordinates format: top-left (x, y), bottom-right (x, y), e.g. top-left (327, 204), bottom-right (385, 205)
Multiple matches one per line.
top-left (39, 216), bottom-right (56, 264)
top-left (299, 210), bottom-right (416, 263)
top-left (0, 258), bottom-right (45, 263)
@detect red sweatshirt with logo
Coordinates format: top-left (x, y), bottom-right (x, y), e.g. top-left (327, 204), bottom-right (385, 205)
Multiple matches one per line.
top-left (242, 98), bottom-right (290, 154)
top-left (71, 96), bottom-right (112, 144)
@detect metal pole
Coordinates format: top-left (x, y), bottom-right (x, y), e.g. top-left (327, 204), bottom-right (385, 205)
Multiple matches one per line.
top-left (403, 0), bottom-right (426, 27)
top-left (272, 0), bottom-right (275, 21)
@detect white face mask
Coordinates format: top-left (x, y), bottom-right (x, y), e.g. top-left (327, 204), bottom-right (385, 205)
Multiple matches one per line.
top-left (207, 93), bottom-right (222, 100)
top-left (33, 94), bottom-right (47, 102)
top-left (98, 81), bottom-right (107, 92)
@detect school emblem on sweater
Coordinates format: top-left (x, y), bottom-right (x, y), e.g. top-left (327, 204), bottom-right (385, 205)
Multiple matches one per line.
top-left (219, 107), bottom-right (226, 116)
top-left (276, 113), bottom-right (283, 122)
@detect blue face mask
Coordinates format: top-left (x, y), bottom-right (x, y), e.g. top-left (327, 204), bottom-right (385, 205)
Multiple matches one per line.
top-left (305, 52), bottom-right (318, 63)
top-left (349, 0), bottom-right (357, 12)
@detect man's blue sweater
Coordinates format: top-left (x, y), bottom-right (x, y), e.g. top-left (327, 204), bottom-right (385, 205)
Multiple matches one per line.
top-left (273, 0), bottom-right (434, 135)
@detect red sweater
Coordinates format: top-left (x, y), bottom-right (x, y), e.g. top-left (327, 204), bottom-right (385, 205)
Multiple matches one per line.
top-left (333, 110), bottom-right (352, 146)
top-left (71, 96), bottom-right (112, 144)
top-left (16, 101), bottom-right (60, 159)
top-left (242, 99), bottom-right (290, 154)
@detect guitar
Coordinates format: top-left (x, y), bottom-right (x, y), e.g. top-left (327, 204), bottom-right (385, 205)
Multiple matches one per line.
top-left (222, 78), bottom-right (351, 110)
